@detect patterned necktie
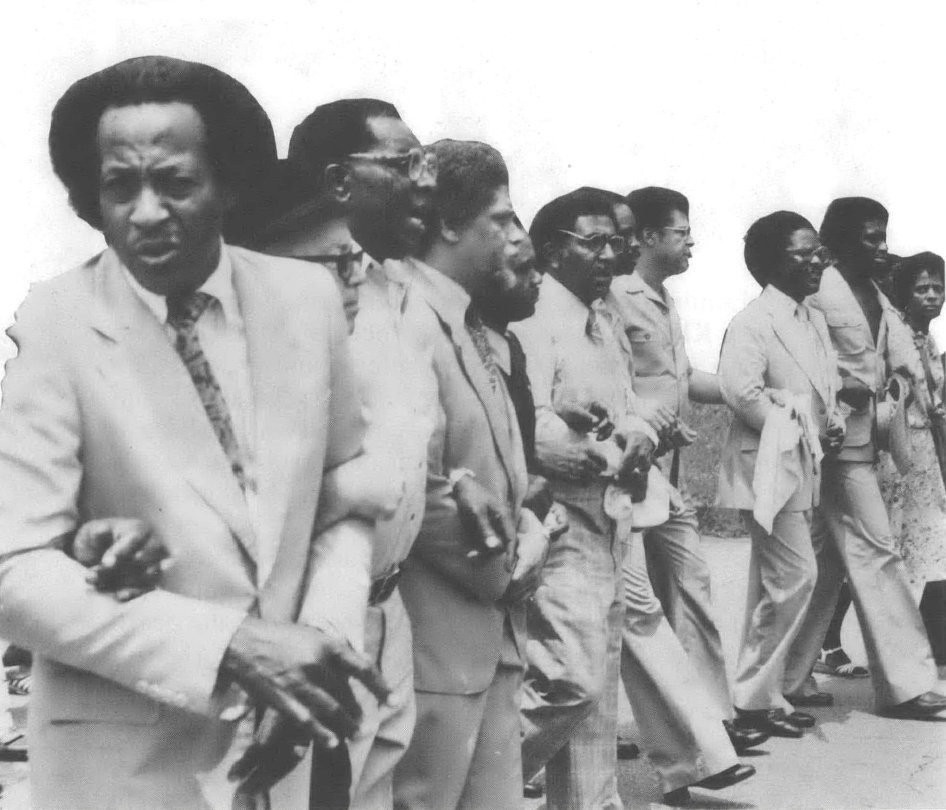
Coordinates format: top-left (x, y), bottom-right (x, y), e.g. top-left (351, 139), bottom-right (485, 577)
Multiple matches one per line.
top-left (166, 291), bottom-right (246, 491)
top-left (586, 301), bottom-right (611, 345)
top-left (465, 307), bottom-right (501, 393)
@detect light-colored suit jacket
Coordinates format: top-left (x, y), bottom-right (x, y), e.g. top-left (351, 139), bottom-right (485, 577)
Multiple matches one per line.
top-left (809, 265), bottom-right (917, 462)
top-left (717, 285), bottom-right (839, 512)
top-left (397, 259), bottom-right (529, 695)
top-left (0, 246), bottom-right (371, 810)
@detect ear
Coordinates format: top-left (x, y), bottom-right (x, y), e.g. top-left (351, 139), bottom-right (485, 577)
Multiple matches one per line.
top-left (641, 226), bottom-right (659, 247)
top-left (542, 240), bottom-right (562, 270)
top-left (441, 220), bottom-right (461, 245)
top-left (323, 164), bottom-right (352, 204)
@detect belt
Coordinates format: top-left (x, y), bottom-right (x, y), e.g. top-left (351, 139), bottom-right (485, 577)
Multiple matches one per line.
top-left (369, 566), bottom-right (401, 606)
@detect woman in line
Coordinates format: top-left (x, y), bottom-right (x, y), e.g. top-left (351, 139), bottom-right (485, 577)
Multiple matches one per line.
top-left (878, 252), bottom-right (946, 679)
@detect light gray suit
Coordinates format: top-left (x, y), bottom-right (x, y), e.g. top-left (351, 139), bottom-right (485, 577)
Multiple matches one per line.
top-left (0, 246), bottom-right (372, 810)
top-left (784, 266), bottom-right (936, 709)
top-left (718, 285), bottom-right (837, 711)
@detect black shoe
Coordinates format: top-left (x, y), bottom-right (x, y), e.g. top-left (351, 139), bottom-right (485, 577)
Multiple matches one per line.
top-left (617, 739), bottom-right (641, 760)
top-left (784, 689), bottom-right (833, 707)
top-left (734, 708), bottom-right (803, 738)
top-left (723, 720), bottom-right (769, 752)
top-left (523, 780), bottom-right (544, 799)
top-left (882, 691), bottom-right (946, 719)
top-left (664, 763), bottom-right (756, 802)
top-left (785, 710), bottom-right (815, 728)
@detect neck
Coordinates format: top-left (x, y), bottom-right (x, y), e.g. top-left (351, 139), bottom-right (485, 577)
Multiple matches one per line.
top-left (548, 269), bottom-right (593, 309)
top-left (481, 311), bottom-right (508, 333)
top-left (909, 311), bottom-right (932, 334)
top-left (635, 254), bottom-right (669, 292)
top-left (421, 243), bottom-right (478, 296)
top-left (772, 281), bottom-right (805, 303)
top-left (836, 259), bottom-right (872, 289)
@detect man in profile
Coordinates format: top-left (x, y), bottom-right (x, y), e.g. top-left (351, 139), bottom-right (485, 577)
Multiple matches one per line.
top-left (786, 197), bottom-right (945, 718)
top-left (0, 56), bottom-right (387, 810)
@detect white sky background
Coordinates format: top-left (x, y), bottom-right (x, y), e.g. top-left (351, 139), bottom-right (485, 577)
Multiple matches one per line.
top-left (3, 0), bottom-right (945, 371)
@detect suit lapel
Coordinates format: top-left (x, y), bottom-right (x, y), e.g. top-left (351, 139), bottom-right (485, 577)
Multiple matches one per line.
top-left (232, 251), bottom-right (315, 587)
top-left (413, 264), bottom-right (518, 491)
top-left (90, 250), bottom-right (259, 569)
top-left (769, 297), bottom-right (830, 405)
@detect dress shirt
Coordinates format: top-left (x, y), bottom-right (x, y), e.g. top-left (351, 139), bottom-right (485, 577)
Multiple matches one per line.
top-left (607, 271), bottom-right (692, 419)
top-left (351, 258), bottom-right (437, 577)
top-left (511, 275), bottom-right (656, 486)
top-left (121, 244), bottom-right (270, 576)
top-left (767, 286), bottom-right (832, 402)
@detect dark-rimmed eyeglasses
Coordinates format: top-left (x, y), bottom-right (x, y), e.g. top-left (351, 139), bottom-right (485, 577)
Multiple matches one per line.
top-left (661, 226), bottom-right (692, 239)
top-left (346, 147), bottom-right (437, 181)
top-left (558, 230), bottom-right (627, 255)
top-left (786, 245), bottom-right (831, 265)
top-left (292, 249), bottom-right (365, 283)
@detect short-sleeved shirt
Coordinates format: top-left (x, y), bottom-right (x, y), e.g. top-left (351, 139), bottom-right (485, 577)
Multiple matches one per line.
top-left (607, 271), bottom-right (692, 422)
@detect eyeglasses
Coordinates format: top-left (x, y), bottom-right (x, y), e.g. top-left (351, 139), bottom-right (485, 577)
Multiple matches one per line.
top-left (786, 245), bottom-right (832, 265)
top-left (293, 249), bottom-right (365, 283)
top-left (661, 226), bottom-right (692, 239)
top-left (558, 230), bottom-right (627, 255)
top-left (346, 147), bottom-right (437, 181)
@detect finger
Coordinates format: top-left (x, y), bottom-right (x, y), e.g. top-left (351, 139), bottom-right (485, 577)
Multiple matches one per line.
top-left (245, 673), bottom-right (318, 735)
top-left (115, 586), bottom-right (148, 602)
top-left (131, 540), bottom-right (169, 568)
top-left (488, 503), bottom-right (517, 551)
top-left (239, 744), bottom-right (308, 797)
top-left (228, 741), bottom-right (263, 782)
top-left (473, 510), bottom-right (503, 554)
top-left (102, 524), bottom-right (152, 570)
top-left (325, 647), bottom-right (391, 705)
top-left (72, 523), bottom-right (114, 566)
top-left (292, 680), bottom-right (358, 741)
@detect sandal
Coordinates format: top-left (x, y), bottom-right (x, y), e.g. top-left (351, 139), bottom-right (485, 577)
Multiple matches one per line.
top-left (813, 647), bottom-right (868, 678)
top-left (5, 666), bottom-right (31, 696)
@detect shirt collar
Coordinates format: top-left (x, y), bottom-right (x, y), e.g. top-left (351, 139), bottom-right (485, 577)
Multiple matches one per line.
top-left (121, 241), bottom-right (238, 325)
top-left (626, 270), bottom-right (669, 307)
top-left (408, 257), bottom-right (472, 325)
top-left (537, 274), bottom-right (594, 332)
top-left (762, 283), bottom-right (807, 319)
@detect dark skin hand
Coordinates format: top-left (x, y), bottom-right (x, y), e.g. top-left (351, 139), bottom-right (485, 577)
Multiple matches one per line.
top-left (220, 617), bottom-right (389, 752)
top-left (454, 475), bottom-right (519, 560)
top-left (523, 475), bottom-right (553, 523)
top-left (228, 707), bottom-right (313, 797)
top-left (71, 518), bottom-right (171, 602)
top-left (558, 401), bottom-right (615, 441)
top-left (837, 377), bottom-right (873, 410)
top-left (615, 431), bottom-right (656, 498)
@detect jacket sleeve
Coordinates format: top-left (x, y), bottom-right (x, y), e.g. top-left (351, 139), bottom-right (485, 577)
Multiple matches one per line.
top-left (718, 312), bottom-right (773, 434)
top-left (297, 284), bottom-right (374, 649)
top-left (0, 289), bottom-right (246, 718)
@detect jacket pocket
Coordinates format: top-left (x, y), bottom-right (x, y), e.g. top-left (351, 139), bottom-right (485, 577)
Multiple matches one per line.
top-left (825, 317), bottom-right (868, 355)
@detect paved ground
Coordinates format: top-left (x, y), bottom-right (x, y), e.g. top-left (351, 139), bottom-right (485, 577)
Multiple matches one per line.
top-left (1, 535), bottom-right (944, 809)
top-left (526, 535), bottom-right (946, 810)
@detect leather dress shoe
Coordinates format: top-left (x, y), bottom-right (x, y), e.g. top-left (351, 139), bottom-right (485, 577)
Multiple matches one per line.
top-left (882, 691), bottom-right (946, 719)
top-left (616, 739), bottom-right (641, 760)
top-left (663, 764), bottom-right (756, 804)
top-left (523, 779), bottom-right (544, 799)
top-left (723, 720), bottom-right (769, 752)
top-left (785, 710), bottom-right (815, 728)
top-left (785, 689), bottom-right (833, 707)
top-left (734, 708), bottom-right (803, 738)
